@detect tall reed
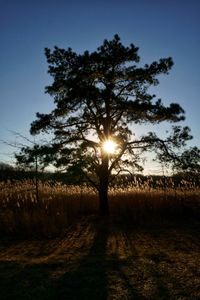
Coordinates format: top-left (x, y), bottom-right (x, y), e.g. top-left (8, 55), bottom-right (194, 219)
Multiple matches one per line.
top-left (0, 177), bottom-right (199, 237)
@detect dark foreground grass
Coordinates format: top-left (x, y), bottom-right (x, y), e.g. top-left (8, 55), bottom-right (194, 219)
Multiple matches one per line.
top-left (0, 216), bottom-right (200, 300)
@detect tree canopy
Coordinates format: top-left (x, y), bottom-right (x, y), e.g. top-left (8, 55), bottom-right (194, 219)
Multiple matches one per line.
top-left (16, 35), bottom-right (194, 214)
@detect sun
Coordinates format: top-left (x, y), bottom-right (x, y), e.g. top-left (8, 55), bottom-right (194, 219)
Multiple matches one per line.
top-left (103, 139), bottom-right (117, 154)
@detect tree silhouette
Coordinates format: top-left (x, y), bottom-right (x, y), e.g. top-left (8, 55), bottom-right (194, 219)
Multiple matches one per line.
top-left (173, 146), bottom-right (200, 174)
top-left (17, 35), bottom-right (192, 215)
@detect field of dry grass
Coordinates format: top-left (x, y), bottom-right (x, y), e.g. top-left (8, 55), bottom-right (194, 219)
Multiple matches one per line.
top-left (0, 179), bottom-right (199, 299)
top-left (0, 179), bottom-right (199, 237)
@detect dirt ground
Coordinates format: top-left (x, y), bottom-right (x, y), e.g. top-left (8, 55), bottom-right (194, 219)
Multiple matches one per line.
top-left (0, 217), bottom-right (200, 300)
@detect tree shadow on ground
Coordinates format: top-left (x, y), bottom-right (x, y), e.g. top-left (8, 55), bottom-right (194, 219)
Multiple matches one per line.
top-left (0, 217), bottom-right (199, 299)
top-left (53, 219), bottom-right (109, 300)
top-left (0, 218), bottom-right (146, 299)
top-left (51, 218), bottom-right (148, 300)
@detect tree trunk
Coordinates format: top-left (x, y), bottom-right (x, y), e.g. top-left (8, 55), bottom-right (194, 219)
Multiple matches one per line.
top-left (99, 177), bottom-right (109, 215)
top-left (99, 154), bottom-right (109, 216)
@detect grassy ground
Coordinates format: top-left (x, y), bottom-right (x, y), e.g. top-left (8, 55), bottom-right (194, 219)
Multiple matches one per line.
top-left (0, 216), bottom-right (199, 300)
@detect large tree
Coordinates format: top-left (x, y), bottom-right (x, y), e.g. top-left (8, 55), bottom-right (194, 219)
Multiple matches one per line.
top-left (17, 35), bottom-right (192, 215)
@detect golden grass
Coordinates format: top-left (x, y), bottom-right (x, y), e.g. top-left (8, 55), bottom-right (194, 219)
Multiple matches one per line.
top-left (0, 178), bottom-right (199, 237)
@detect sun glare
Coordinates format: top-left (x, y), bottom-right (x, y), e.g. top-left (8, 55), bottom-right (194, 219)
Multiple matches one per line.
top-left (103, 140), bottom-right (117, 154)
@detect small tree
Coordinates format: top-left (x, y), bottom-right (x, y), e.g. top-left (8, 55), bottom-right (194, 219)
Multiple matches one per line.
top-left (18, 35), bottom-right (193, 215)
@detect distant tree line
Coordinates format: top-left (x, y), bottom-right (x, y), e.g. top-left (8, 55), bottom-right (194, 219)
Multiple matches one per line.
top-left (0, 161), bottom-right (199, 189)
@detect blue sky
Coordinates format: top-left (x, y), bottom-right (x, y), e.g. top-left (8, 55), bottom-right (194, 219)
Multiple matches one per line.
top-left (0, 0), bottom-right (200, 173)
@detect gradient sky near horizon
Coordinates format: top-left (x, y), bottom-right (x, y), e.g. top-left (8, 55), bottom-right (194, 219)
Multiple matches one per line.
top-left (0, 0), bottom-right (200, 173)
